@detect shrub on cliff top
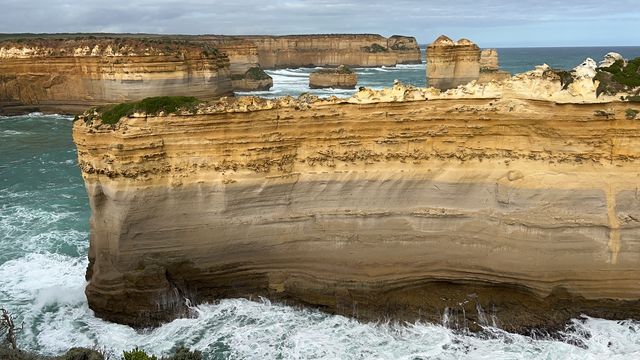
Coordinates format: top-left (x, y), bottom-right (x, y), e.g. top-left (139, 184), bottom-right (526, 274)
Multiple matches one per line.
top-left (595, 57), bottom-right (640, 96)
top-left (316, 65), bottom-right (354, 74)
top-left (99, 96), bottom-right (202, 125)
top-left (122, 347), bottom-right (157, 360)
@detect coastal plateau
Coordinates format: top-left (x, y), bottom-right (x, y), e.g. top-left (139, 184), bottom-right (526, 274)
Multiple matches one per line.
top-left (226, 34), bottom-right (422, 69)
top-left (0, 38), bottom-right (233, 115)
top-left (73, 61), bottom-right (640, 332)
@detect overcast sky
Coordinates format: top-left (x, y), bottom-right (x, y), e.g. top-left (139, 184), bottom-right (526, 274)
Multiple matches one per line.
top-left (2, 0), bottom-right (639, 47)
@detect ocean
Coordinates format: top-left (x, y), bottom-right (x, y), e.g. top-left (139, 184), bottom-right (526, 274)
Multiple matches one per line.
top-left (2, 47), bottom-right (640, 359)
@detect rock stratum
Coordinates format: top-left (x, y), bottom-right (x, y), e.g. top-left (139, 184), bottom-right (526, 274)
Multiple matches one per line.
top-left (309, 65), bottom-right (358, 89)
top-left (235, 34), bottom-right (421, 69)
top-left (0, 38), bottom-right (233, 115)
top-left (73, 60), bottom-right (640, 332)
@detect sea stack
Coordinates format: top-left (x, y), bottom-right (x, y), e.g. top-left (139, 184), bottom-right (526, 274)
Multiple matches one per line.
top-left (309, 65), bottom-right (358, 89)
top-left (479, 49), bottom-right (511, 83)
top-left (426, 35), bottom-right (481, 90)
top-left (0, 38), bottom-right (233, 115)
top-left (74, 58), bottom-right (640, 332)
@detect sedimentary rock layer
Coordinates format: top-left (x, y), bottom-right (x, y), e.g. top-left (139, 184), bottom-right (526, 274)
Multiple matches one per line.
top-left (309, 67), bottom-right (358, 89)
top-left (74, 70), bottom-right (640, 331)
top-left (236, 34), bottom-right (421, 69)
top-left (0, 38), bottom-right (233, 115)
top-left (427, 36), bottom-right (481, 90)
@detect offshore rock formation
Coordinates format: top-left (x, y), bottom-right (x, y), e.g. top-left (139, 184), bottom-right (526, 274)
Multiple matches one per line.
top-left (479, 49), bottom-right (511, 84)
top-left (309, 65), bottom-right (357, 89)
top-left (74, 63), bottom-right (640, 332)
top-left (236, 34), bottom-right (421, 69)
top-left (0, 38), bottom-right (233, 115)
top-left (426, 36), bottom-right (482, 90)
top-left (427, 36), bottom-right (512, 89)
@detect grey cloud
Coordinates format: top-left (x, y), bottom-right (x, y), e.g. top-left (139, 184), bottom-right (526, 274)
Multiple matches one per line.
top-left (1, 0), bottom-right (638, 46)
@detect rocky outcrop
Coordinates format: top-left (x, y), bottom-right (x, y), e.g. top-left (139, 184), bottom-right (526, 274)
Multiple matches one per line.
top-left (427, 36), bottom-right (513, 89)
top-left (0, 38), bottom-right (233, 115)
top-left (309, 65), bottom-right (357, 89)
top-left (74, 63), bottom-right (640, 332)
top-left (479, 48), bottom-right (511, 84)
top-left (426, 36), bottom-right (481, 90)
top-left (231, 67), bottom-right (273, 92)
top-left (235, 34), bottom-right (421, 69)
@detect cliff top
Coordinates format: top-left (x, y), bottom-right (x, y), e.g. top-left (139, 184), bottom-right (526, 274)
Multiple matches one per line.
top-left (313, 65), bottom-right (355, 74)
top-left (429, 35), bottom-right (479, 48)
top-left (0, 37), bottom-right (227, 59)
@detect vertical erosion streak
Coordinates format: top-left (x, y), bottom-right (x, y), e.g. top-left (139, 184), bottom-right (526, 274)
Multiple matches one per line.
top-left (606, 185), bottom-right (621, 264)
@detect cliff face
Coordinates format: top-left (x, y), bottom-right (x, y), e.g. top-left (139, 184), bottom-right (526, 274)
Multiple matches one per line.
top-left (237, 34), bottom-right (421, 69)
top-left (73, 68), bottom-right (640, 331)
top-left (0, 38), bottom-right (233, 115)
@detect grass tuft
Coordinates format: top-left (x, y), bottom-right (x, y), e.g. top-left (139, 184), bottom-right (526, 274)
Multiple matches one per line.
top-left (99, 96), bottom-right (202, 125)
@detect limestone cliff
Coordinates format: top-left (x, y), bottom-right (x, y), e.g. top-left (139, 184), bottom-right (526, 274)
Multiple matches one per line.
top-left (235, 34), bottom-right (421, 69)
top-left (0, 38), bottom-right (233, 115)
top-left (309, 66), bottom-right (357, 89)
top-left (73, 65), bottom-right (640, 332)
top-left (209, 38), bottom-right (273, 91)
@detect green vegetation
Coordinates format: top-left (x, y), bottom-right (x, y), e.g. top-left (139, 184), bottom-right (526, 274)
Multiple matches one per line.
top-left (231, 67), bottom-right (271, 81)
top-left (626, 109), bottom-right (639, 119)
top-left (165, 346), bottom-right (202, 360)
top-left (595, 57), bottom-right (640, 96)
top-left (98, 96), bottom-right (202, 125)
top-left (316, 65), bottom-right (354, 74)
top-left (628, 96), bottom-right (640, 102)
top-left (123, 348), bottom-right (157, 360)
top-left (556, 70), bottom-right (574, 90)
top-left (363, 43), bottom-right (388, 53)
top-left (245, 67), bottom-right (271, 80)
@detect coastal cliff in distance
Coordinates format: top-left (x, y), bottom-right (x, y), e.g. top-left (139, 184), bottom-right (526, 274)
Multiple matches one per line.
top-left (203, 37), bottom-right (273, 91)
top-left (235, 34), bottom-right (421, 69)
top-left (73, 60), bottom-right (640, 332)
top-left (0, 38), bottom-right (233, 115)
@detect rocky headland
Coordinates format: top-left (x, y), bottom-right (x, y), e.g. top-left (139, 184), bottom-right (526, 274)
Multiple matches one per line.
top-left (0, 38), bottom-right (233, 115)
top-left (309, 65), bottom-right (358, 89)
top-left (73, 54), bottom-right (640, 333)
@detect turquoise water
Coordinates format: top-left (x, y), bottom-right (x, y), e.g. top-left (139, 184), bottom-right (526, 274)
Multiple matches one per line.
top-left (2, 48), bottom-right (640, 359)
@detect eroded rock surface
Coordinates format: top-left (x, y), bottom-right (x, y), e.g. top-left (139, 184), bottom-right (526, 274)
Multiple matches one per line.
top-left (237, 34), bottom-right (421, 69)
top-left (73, 65), bottom-right (640, 332)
